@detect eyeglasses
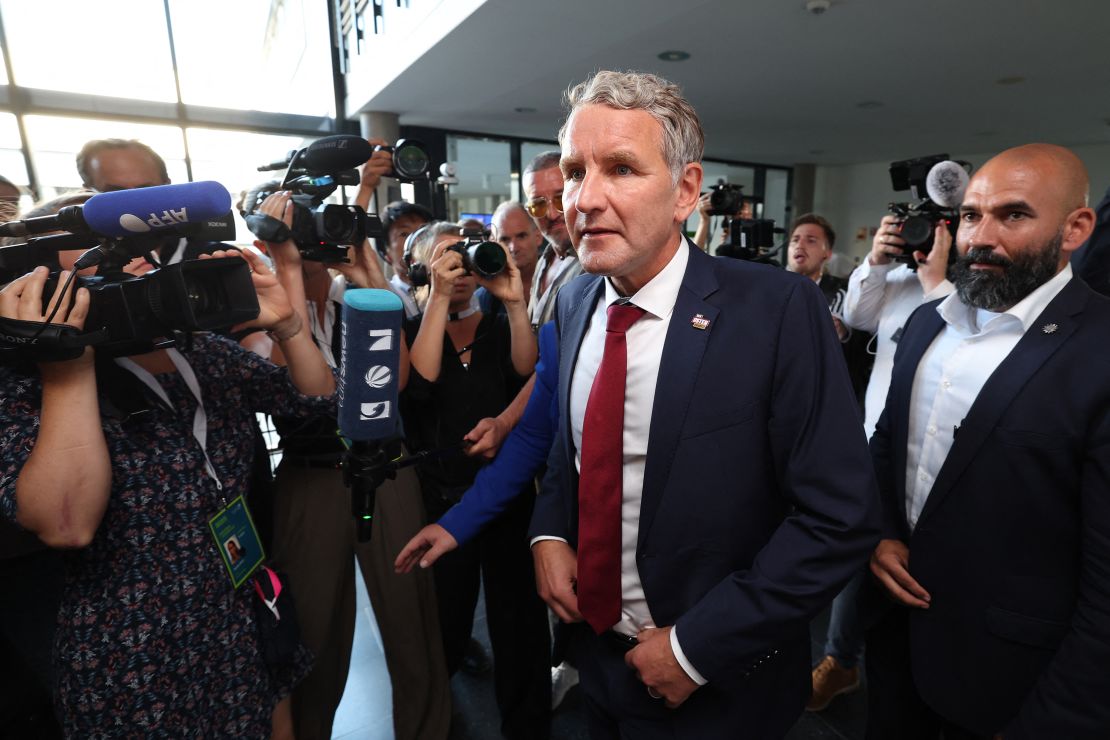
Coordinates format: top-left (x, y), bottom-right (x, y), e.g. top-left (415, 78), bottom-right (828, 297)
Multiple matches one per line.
top-left (526, 194), bottom-right (563, 219)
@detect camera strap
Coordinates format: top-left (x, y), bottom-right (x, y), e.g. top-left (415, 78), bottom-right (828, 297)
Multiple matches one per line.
top-left (115, 348), bottom-right (224, 493)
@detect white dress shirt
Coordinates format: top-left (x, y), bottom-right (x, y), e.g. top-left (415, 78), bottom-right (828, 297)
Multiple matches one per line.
top-left (558, 240), bottom-right (706, 684)
top-left (843, 260), bottom-right (954, 439)
top-left (904, 265), bottom-right (1073, 530)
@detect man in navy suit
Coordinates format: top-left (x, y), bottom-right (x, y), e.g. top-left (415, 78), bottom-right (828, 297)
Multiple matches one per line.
top-left (527, 69), bottom-right (881, 738)
top-left (867, 143), bottom-right (1110, 739)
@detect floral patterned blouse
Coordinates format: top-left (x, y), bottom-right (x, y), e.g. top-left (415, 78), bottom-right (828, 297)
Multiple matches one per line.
top-left (0, 334), bottom-right (335, 738)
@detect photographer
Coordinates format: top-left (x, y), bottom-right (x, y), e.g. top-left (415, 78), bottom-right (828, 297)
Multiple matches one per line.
top-left (248, 189), bottom-right (451, 740)
top-left (405, 223), bottom-right (550, 739)
top-left (0, 227), bottom-right (334, 736)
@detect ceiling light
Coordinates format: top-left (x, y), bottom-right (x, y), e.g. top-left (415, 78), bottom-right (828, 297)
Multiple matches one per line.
top-left (657, 50), bottom-right (690, 62)
top-left (805, 0), bottom-right (831, 15)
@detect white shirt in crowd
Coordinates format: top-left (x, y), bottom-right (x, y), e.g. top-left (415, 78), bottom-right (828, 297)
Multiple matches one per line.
top-left (843, 259), bottom-right (954, 439)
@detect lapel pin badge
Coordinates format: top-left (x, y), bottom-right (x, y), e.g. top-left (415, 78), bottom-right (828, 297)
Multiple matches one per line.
top-left (691, 314), bottom-right (710, 331)
top-left (1042, 323), bottom-right (1058, 334)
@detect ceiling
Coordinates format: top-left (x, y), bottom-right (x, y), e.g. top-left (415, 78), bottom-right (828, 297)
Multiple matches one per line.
top-left (350, 0), bottom-right (1110, 167)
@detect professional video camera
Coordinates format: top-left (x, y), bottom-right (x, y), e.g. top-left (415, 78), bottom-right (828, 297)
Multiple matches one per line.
top-left (408, 226), bottom-right (507, 287)
top-left (888, 153), bottom-right (971, 268)
top-left (716, 218), bottom-right (785, 266)
top-left (0, 182), bottom-right (259, 362)
top-left (705, 180), bottom-right (745, 216)
top-left (248, 134), bottom-right (387, 263)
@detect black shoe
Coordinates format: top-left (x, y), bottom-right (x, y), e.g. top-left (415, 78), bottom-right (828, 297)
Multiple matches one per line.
top-left (461, 637), bottom-right (492, 676)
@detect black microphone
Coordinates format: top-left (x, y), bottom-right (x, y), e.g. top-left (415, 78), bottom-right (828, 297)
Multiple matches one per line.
top-left (300, 135), bottom-right (373, 175)
top-left (338, 288), bottom-right (405, 541)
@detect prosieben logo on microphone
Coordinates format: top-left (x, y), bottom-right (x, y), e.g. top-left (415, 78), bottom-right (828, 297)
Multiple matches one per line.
top-left (118, 208), bottom-right (191, 234)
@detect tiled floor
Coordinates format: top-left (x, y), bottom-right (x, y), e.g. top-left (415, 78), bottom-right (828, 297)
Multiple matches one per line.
top-left (332, 564), bottom-right (867, 740)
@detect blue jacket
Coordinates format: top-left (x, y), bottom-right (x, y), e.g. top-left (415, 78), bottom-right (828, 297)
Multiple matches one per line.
top-left (437, 321), bottom-right (558, 544)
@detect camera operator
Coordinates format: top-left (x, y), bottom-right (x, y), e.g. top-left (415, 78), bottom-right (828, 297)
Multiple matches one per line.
top-left (248, 189), bottom-right (451, 740)
top-left (0, 218), bottom-right (335, 737)
top-left (806, 213), bottom-right (954, 713)
top-left (76, 138), bottom-right (225, 265)
top-left (404, 223), bottom-right (550, 739)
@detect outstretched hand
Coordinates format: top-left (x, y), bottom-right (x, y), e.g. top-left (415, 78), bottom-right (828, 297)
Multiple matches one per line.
top-left (395, 524), bottom-right (458, 573)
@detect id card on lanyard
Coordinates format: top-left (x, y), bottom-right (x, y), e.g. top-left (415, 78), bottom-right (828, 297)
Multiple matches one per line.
top-left (116, 348), bottom-right (265, 588)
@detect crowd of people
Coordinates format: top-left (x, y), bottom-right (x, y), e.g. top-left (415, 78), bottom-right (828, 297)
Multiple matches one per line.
top-left (2, 67), bottom-right (1109, 740)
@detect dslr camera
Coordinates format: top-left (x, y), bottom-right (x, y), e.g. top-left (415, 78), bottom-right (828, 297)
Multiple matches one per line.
top-left (408, 227), bottom-right (507, 287)
top-left (373, 139), bottom-right (432, 181)
top-left (887, 153), bottom-right (965, 268)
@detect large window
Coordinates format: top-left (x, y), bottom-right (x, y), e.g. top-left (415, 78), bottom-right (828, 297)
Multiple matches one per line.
top-left (446, 135), bottom-right (511, 223)
top-left (3, 1), bottom-right (178, 103)
top-left (169, 0), bottom-right (335, 116)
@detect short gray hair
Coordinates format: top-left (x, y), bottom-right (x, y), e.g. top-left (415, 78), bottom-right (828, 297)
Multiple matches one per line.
top-left (408, 221), bottom-right (462, 266)
top-left (558, 70), bottom-right (704, 185)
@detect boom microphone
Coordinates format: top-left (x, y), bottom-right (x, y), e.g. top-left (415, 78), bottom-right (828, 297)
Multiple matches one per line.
top-left (299, 135), bottom-right (373, 175)
top-left (0, 181), bottom-right (232, 239)
top-left (338, 288), bottom-right (404, 442)
top-left (925, 160), bottom-right (971, 208)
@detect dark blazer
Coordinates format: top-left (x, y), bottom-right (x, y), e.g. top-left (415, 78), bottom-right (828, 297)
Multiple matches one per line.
top-left (529, 243), bottom-right (881, 735)
top-left (871, 275), bottom-right (1110, 738)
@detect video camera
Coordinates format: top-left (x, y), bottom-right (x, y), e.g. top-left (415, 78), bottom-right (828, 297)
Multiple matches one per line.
top-left (716, 218), bottom-right (785, 266)
top-left (0, 182), bottom-right (259, 362)
top-left (888, 153), bottom-right (971, 268)
top-left (705, 181), bottom-right (745, 216)
top-left (408, 226), bottom-right (507, 287)
top-left (247, 134), bottom-right (388, 263)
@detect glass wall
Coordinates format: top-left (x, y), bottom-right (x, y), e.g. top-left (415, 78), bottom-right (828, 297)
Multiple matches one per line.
top-left (445, 135), bottom-right (512, 223)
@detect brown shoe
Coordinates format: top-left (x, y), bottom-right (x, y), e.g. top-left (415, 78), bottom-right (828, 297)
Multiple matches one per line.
top-left (806, 655), bottom-right (860, 711)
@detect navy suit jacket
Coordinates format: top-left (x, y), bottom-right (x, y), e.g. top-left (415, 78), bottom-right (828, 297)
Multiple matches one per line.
top-left (529, 243), bottom-right (881, 721)
top-left (871, 275), bottom-right (1110, 738)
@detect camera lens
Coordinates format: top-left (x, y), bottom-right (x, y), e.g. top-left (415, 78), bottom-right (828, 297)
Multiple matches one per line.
top-left (393, 140), bottom-right (430, 180)
top-left (467, 241), bottom-right (507, 278)
top-left (900, 215), bottom-right (935, 248)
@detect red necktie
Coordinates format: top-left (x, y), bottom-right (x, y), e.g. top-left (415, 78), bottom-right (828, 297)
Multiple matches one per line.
top-left (577, 301), bottom-right (645, 634)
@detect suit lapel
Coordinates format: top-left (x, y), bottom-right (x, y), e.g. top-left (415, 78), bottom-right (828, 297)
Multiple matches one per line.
top-left (888, 305), bottom-right (946, 530)
top-left (560, 276), bottom-right (604, 471)
top-left (638, 245), bottom-right (719, 550)
top-left (917, 278), bottom-right (1090, 525)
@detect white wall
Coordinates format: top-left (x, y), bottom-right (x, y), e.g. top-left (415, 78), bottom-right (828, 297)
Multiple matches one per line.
top-left (813, 143), bottom-right (1110, 262)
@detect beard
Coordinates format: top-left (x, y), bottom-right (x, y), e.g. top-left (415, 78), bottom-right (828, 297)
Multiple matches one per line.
top-left (951, 230), bottom-right (1063, 311)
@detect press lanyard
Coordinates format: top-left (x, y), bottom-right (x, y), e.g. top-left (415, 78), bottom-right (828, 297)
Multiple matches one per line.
top-left (114, 349), bottom-right (224, 493)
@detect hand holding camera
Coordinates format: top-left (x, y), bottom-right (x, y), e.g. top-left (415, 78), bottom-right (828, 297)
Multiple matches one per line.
top-left (475, 240), bottom-right (525, 308)
top-left (428, 238), bottom-right (470, 301)
top-left (870, 214), bottom-right (907, 266)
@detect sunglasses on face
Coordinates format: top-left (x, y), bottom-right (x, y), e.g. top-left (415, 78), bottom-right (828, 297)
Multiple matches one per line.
top-left (526, 194), bottom-right (563, 219)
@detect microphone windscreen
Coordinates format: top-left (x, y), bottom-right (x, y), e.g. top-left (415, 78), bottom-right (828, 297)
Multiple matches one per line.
top-left (338, 288), bottom-right (404, 442)
top-left (301, 135), bottom-right (373, 174)
top-left (82, 181), bottom-right (232, 238)
top-left (925, 161), bottom-right (970, 209)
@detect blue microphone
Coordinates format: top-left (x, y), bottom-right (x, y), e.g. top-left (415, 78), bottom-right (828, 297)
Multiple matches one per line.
top-left (339, 288), bottom-right (404, 542)
top-left (0, 181), bottom-right (232, 239)
top-left (338, 288), bottom-right (404, 441)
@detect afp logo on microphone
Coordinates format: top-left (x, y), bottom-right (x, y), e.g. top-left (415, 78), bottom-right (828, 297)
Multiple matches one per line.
top-left (118, 208), bottom-right (191, 233)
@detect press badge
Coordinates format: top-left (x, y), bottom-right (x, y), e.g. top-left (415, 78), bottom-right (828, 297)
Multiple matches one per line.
top-left (209, 496), bottom-right (265, 588)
